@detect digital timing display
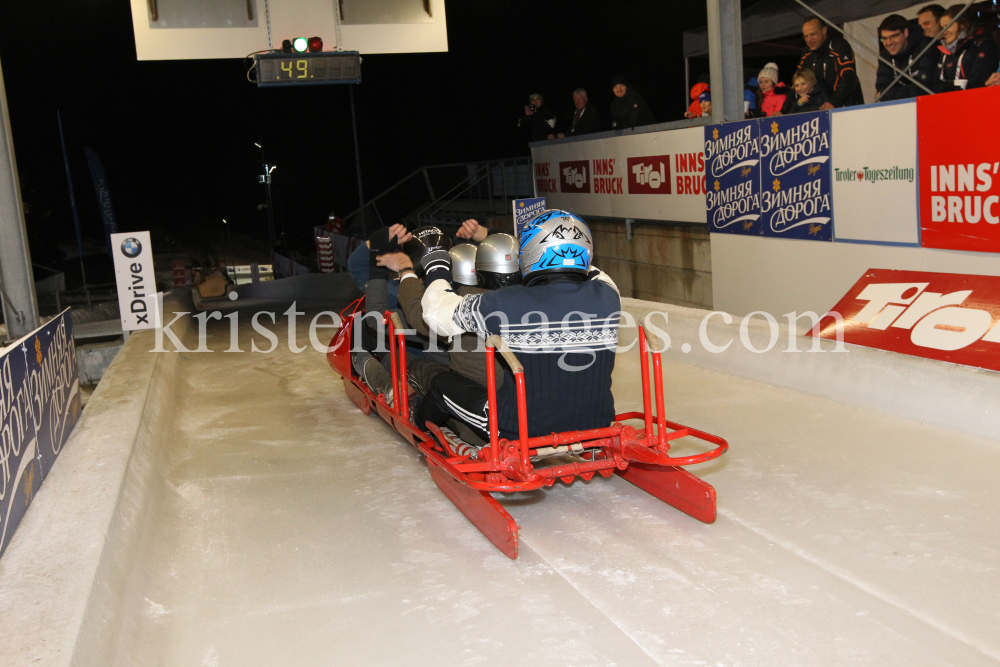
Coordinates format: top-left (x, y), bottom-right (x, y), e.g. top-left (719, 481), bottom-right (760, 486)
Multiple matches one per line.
top-left (255, 51), bottom-right (362, 87)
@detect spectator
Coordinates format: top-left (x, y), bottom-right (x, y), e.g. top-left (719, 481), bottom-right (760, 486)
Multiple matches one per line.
top-left (937, 4), bottom-right (1000, 91)
top-left (875, 14), bottom-right (937, 101)
top-left (986, 65), bottom-right (1000, 87)
top-left (917, 4), bottom-right (946, 38)
top-left (610, 75), bottom-right (656, 130)
top-left (699, 89), bottom-right (712, 117)
top-left (517, 94), bottom-right (556, 142)
top-left (798, 17), bottom-right (864, 109)
top-left (551, 89), bottom-right (602, 139)
top-left (743, 66), bottom-right (760, 116)
top-left (684, 73), bottom-right (710, 119)
top-left (756, 63), bottom-right (788, 116)
top-left (781, 68), bottom-right (830, 114)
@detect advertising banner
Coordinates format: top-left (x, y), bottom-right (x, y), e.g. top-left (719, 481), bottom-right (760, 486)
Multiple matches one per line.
top-left (831, 102), bottom-right (919, 245)
top-left (809, 268), bottom-right (1000, 372)
top-left (513, 197), bottom-right (546, 238)
top-left (0, 310), bottom-right (81, 558)
top-left (530, 126), bottom-right (706, 223)
top-left (759, 112), bottom-right (833, 241)
top-left (84, 148), bottom-right (120, 255)
top-left (111, 231), bottom-right (159, 332)
top-left (918, 86), bottom-right (1000, 253)
top-left (704, 119), bottom-right (761, 235)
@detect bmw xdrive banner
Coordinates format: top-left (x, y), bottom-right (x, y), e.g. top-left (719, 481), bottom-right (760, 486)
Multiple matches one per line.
top-left (759, 112), bottom-right (833, 241)
top-left (704, 119), bottom-right (761, 236)
top-left (0, 310), bottom-right (81, 558)
top-left (111, 231), bottom-right (159, 331)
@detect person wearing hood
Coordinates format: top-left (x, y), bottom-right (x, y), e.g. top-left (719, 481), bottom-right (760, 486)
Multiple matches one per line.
top-left (610, 75), bottom-right (655, 130)
top-left (517, 93), bottom-right (556, 142)
top-left (780, 68), bottom-right (831, 114)
top-left (875, 14), bottom-right (938, 101)
top-left (684, 74), bottom-right (710, 119)
top-left (936, 4), bottom-right (1000, 91)
top-left (756, 63), bottom-right (788, 116)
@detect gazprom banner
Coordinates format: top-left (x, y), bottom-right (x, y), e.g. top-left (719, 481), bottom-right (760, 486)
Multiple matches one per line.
top-left (705, 119), bottom-right (761, 235)
top-left (0, 309), bottom-right (81, 558)
top-left (703, 112), bottom-right (833, 241)
top-left (759, 112), bottom-right (833, 241)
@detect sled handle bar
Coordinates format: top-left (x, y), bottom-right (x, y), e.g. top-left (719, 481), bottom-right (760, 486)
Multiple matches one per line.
top-left (486, 336), bottom-right (530, 472)
top-left (387, 312), bottom-right (409, 420)
top-left (487, 335), bottom-right (522, 373)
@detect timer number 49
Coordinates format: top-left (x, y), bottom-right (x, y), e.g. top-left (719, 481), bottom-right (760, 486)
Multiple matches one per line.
top-left (280, 60), bottom-right (309, 79)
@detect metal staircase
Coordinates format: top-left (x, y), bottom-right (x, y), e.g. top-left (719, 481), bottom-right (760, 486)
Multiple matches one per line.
top-left (344, 157), bottom-right (533, 236)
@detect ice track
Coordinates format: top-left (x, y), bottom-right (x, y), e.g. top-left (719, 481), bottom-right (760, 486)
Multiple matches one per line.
top-left (2, 287), bottom-right (999, 667)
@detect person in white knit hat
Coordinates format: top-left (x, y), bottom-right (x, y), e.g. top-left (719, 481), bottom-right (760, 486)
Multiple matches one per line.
top-left (756, 62), bottom-right (789, 116)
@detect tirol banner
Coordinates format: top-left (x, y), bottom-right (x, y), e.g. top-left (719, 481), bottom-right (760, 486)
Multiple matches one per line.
top-left (809, 269), bottom-right (1000, 372)
top-left (0, 309), bottom-right (82, 558)
top-left (530, 126), bottom-right (706, 223)
top-left (759, 111), bottom-right (833, 241)
top-left (704, 119), bottom-right (761, 235)
top-left (918, 86), bottom-right (1000, 253)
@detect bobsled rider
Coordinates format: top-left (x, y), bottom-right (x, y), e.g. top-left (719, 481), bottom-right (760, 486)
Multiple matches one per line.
top-left (377, 225), bottom-right (521, 393)
top-left (351, 225), bottom-right (449, 405)
top-left (351, 221), bottom-right (491, 404)
top-left (416, 210), bottom-right (621, 441)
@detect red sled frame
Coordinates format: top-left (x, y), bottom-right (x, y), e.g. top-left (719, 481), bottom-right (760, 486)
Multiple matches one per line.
top-left (328, 303), bottom-right (728, 559)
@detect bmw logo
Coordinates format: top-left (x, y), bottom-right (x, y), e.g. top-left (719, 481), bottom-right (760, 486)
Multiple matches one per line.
top-left (120, 238), bottom-right (142, 258)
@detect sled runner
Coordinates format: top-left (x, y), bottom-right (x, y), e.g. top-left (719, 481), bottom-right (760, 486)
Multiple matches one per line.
top-left (327, 301), bottom-right (728, 559)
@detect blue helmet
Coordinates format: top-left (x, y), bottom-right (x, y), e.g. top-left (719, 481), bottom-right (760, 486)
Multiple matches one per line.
top-left (518, 209), bottom-right (592, 285)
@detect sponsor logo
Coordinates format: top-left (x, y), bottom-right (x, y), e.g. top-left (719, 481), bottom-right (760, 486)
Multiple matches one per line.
top-left (834, 166), bottom-right (914, 183)
top-left (627, 155), bottom-right (672, 195)
top-left (760, 116), bottom-right (831, 234)
top-left (592, 158), bottom-right (623, 194)
top-left (926, 162), bottom-right (1000, 224)
top-left (120, 237), bottom-right (142, 258)
top-left (559, 160), bottom-right (590, 194)
top-left (534, 163), bottom-right (557, 194)
top-left (811, 269), bottom-right (1000, 372)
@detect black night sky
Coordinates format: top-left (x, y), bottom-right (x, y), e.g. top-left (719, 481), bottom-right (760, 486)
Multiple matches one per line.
top-left (0, 0), bottom-right (783, 267)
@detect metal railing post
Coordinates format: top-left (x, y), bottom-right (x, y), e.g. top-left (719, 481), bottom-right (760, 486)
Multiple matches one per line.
top-left (0, 56), bottom-right (39, 339)
top-left (706, 0), bottom-right (743, 123)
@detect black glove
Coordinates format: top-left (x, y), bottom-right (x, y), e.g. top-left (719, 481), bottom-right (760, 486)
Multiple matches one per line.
top-left (368, 227), bottom-right (399, 281)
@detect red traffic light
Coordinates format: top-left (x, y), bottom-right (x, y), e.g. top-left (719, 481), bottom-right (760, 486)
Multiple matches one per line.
top-left (308, 36), bottom-right (323, 52)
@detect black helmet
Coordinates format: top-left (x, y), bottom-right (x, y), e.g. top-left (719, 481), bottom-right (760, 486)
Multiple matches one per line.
top-left (404, 226), bottom-right (453, 277)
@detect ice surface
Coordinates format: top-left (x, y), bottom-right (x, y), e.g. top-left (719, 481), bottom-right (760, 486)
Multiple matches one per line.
top-left (6, 295), bottom-right (999, 667)
top-left (117, 311), bottom-right (1000, 666)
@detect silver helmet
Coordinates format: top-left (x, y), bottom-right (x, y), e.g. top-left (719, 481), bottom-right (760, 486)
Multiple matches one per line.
top-left (476, 233), bottom-right (521, 289)
top-left (449, 243), bottom-right (478, 286)
top-left (518, 209), bottom-right (592, 285)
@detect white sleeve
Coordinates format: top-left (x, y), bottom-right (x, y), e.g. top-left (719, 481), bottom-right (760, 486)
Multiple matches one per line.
top-left (589, 266), bottom-right (620, 295)
top-left (421, 279), bottom-right (467, 338)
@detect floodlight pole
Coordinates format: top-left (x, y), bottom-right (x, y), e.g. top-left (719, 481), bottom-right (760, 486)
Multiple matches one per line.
top-left (706, 0), bottom-right (744, 123)
top-left (0, 56), bottom-right (39, 340)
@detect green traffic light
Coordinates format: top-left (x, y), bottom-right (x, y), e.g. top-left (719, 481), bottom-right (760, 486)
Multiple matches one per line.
top-left (292, 37), bottom-right (308, 53)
